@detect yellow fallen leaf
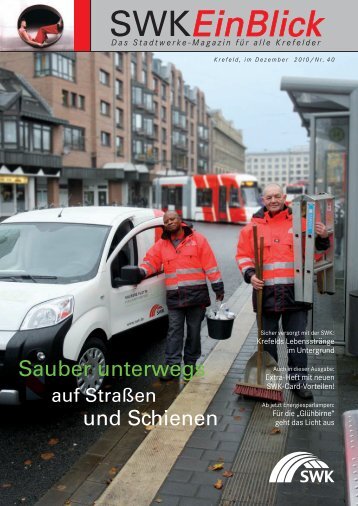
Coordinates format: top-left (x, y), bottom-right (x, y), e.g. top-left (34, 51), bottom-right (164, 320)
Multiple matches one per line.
top-left (56, 485), bottom-right (67, 492)
top-left (208, 462), bottom-right (224, 471)
top-left (214, 479), bottom-right (223, 489)
top-left (145, 425), bottom-right (155, 431)
top-left (270, 428), bottom-right (281, 435)
top-left (239, 407), bottom-right (246, 412)
top-left (48, 438), bottom-right (59, 446)
top-left (154, 498), bottom-right (163, 503)
top-left (222, 470), bottom-right (234, 478)
top-left (24, 460), bottom-right (32, 466)
top-left (109, 467), bottom-right (118, 476)
top-left (234, 416), bottom-right (241, 421)
top-left (40, 452), bottom-right (55, 461)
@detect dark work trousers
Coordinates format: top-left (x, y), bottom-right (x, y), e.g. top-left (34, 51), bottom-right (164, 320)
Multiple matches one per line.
top-left (261, 310), bottom-right (308, 386)
top-left (166, 306), bottom-right (206, 365)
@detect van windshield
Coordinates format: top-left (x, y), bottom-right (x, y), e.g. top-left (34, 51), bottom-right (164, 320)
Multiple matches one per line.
top-left (0, 222), bottom-right (110, 284)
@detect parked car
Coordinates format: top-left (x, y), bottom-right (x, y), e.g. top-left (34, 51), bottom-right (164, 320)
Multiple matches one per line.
top-left (0, 206), bottom-right (166, 404)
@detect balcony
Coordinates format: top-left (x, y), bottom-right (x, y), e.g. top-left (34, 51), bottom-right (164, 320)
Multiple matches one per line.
top-left (172, 140), bottom-right (187, 152)
top-left (0, 150), bottom-right (62, 168)
top-left (133, 127), bottom-right (155, 139)
top-left (198, 147), bottom-right (209, 158)
top-left (133, 154), bottom-right (157, 166)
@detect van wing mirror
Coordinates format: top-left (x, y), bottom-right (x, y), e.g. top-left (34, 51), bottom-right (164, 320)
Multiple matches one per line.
top-left (113, 266), bottom-right (144, 288)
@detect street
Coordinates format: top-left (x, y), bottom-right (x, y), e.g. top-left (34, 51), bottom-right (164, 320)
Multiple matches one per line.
top-left (0, 221), bottom-right (244, 506)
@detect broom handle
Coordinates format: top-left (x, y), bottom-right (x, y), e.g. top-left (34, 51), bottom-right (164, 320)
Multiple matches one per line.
top-left (257, 237), bottom-right (264, 384)
top-left (253, 226), bottom-right (263, 385)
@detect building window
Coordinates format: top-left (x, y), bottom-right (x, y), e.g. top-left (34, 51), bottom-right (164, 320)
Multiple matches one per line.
top-left (132, 86), bottom-right (142, 105)
top-left (161, 106), bottom-right (166, 121)
top-left (33, 124), bottom-right (51, 152)
top-left (101, 131), bottom-right (111, 146)
top-left (142, 70), bottom-right (147, 86)
top-left (71, 92), bottom-right (77, 108)
top-left (115, 79), bottom-right (123, 99)
top-left (116, 108), bottom-right (123, 128)
top-left (115, 52), bottom-right (123, 70)
top-left (144, 117), bottom-right (153, 136)
top-left (64, 126), bottom-right (85, 151)
top-left (116, 136), bottom-right (124, 156)
top-left (100, 100), bottom-right (110, 116)
top-left (133, 112), bottom-right (143, 132)
top-left (99, 69), bottom-right (110, 86)
top-left (78, 95), bottom-right (85, 110)
top-left (131, 61), bottom-right (137, 79)
top-left (62, 89), bottom-right (69, 106)
top-left (161, 83), bottom-right (167, 100)
top-left (34, 53), bottom-right (75, 81)
top-left (3, 119), bottom-right (17, 148)
top-left (19, 121), bottom-right (29, 150)
top-left (162, 127), bottom-right (166, 143)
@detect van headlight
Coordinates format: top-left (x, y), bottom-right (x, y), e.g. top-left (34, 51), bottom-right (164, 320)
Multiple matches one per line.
top-left (20, 296), bottom-right (74, 330)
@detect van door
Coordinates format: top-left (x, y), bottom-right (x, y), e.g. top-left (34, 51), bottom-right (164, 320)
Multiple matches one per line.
top-left (107, 217), bottom-right (166, 336)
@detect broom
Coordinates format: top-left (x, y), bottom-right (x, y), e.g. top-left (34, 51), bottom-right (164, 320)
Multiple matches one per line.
top-left (235, 225), bottom-right (284, 402)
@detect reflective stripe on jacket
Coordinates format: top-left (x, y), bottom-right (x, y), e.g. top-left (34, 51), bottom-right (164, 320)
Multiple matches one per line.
top-left (140, 225), bottom-right (224, 309)
top-left (236, 206), bottom-right (329, 312)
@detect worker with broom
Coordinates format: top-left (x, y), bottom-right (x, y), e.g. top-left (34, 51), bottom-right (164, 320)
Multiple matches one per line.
top-left (236, 183), bottom-right (329, 400)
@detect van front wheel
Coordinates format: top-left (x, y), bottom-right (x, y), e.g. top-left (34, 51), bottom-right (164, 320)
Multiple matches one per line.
top-left (76, 337), bottom-right (108, 397)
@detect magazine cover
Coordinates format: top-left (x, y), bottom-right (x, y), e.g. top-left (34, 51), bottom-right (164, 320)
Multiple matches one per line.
top-left (0, 0), bottom-right (357, 505)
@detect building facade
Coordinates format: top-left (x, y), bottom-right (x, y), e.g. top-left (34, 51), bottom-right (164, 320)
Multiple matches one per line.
top-left (245, 146), bottom-right (310, 189)
top-left (0, 68), bottom-right (65, 218)
top-left (0, 51), bottom-right (244, 213)
top-left (211, 110), bottom-right (245, 174)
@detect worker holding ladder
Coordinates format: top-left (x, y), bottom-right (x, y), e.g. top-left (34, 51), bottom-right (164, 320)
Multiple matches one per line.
top-left (236, 183), bottom-right (332, 400)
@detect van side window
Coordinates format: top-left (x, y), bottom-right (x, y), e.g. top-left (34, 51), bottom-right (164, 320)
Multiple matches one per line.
top-left (109, 220), bottom-right (137, 280)
top-left (107, 220), bottom-right (134, 258)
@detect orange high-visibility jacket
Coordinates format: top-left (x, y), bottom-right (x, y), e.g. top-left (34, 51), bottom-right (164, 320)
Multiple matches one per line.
top-left (236, 207), bottom-right (329, 312)
top-left (141, 224), bottom-right (224, 309)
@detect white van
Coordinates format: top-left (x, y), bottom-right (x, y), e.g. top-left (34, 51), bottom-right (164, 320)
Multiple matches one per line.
top-left (0, 207), bottom-right (167, 404)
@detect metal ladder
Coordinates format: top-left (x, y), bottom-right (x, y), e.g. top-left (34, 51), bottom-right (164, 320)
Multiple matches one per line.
top-left (292, 193), bottom-right (335, 303)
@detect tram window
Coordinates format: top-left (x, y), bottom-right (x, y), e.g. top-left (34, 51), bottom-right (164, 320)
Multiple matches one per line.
top-left (162, 187), bottom-right (168, 207)
top-left (196, 188), bottom-right (212, 207)
top-left (162, 186), bottom-right (182, 209)
top-left (229, 187), bottom-right (240, 208)
top-left (175, 187), bottom-right (183, 208)
top-left (242, 185), bottom-right (260, 206)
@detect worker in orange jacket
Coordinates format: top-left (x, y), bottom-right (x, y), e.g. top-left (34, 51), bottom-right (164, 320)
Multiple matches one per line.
top-left (236, 183), bottom-right (329, 399)
top-left (140, 211), bottom-right (224, 380)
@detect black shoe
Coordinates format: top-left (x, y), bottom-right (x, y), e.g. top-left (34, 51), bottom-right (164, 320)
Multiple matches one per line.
top-left (294, 387), bottom-right (313, 400)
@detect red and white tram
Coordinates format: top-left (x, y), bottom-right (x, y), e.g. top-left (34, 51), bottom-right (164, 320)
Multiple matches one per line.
top-left (153, 174), bottom-right (261, 224)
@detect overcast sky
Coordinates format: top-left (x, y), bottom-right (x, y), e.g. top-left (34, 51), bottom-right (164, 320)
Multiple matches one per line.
top-left (154, 52), bottom-right (358, 152)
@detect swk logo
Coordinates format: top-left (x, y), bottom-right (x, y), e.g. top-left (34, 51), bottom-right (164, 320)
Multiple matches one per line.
top-left (269, 452), bottom-right (334, 483)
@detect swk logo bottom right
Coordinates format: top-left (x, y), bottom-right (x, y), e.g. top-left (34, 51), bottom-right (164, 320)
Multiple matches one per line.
top-left (269, 451), bottom-right (334, 483)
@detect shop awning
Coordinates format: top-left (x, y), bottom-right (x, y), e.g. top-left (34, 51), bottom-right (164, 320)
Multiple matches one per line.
top-left (103, 163), bottom-right (150, 182)
top-left (0, 165), bottom-right (60, 178)
top-left (62, 166), bottom-right (124, 181)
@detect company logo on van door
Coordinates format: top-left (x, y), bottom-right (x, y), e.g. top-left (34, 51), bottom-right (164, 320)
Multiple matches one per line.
top-left (269, 452), bottom-right (334, 483)
top-left (149, 304), bottom-right (165, 317)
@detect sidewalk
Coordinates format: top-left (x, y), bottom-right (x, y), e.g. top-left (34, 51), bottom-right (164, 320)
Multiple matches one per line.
top-left (95, 283), bottom-right (356, 506)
